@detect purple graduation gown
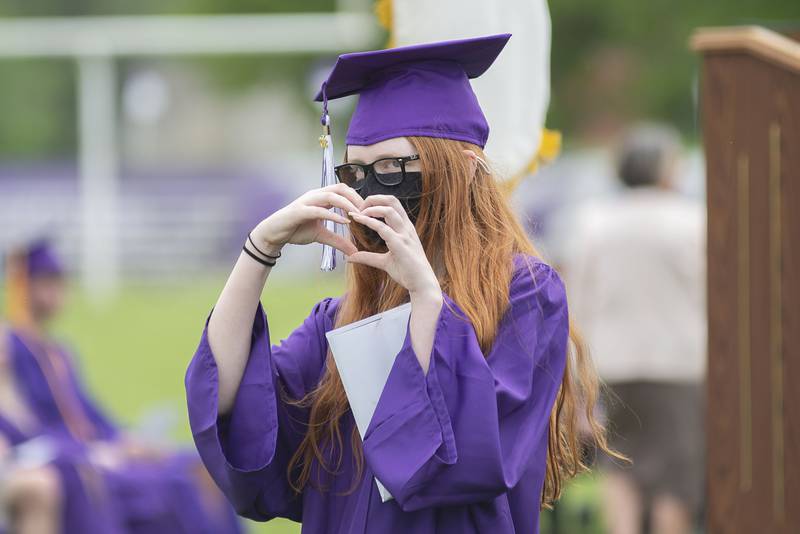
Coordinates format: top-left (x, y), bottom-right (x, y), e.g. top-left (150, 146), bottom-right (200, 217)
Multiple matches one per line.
top-left (3, 330), bottom-right (242, 534)
top-left (185, 254), bottom-right (569, 533)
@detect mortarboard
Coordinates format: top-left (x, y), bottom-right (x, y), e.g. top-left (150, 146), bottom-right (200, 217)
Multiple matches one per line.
top-left (314, 33), bottom-right (511, 148)
top-left (24, 238), bottom-right (64, 277)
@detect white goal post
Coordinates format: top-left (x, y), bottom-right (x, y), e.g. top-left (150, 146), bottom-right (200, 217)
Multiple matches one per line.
top-left (0, 12), bottom-right (381, 297)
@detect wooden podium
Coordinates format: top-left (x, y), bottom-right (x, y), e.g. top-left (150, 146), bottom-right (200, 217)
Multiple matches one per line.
top-left (691, 26), bottom-right (799, 533)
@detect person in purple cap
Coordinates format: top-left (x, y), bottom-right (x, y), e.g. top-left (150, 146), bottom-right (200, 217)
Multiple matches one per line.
top-left (185, 34), bottom-right (620, 533)
top-left (0, 239), bottom-right (242, 534)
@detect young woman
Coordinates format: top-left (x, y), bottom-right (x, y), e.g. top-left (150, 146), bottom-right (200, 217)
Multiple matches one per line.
top-left (185, 34), bottom-right (613, 533)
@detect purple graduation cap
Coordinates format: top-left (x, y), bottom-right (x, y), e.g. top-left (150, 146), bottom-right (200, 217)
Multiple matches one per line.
top-left (314, 33), bottom-right (511, 148)
top-left (25, 238), bottom-right (65, 277)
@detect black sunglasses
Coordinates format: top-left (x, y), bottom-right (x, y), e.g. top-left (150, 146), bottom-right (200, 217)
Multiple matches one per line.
top-left (334, 155), bottom-right (420, 190)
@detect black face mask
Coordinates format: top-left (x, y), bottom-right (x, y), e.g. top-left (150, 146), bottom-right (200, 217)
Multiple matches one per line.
top-left (355, 171), bottom-right (422, 248)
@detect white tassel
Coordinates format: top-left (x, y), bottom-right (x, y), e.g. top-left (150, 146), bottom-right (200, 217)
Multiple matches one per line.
top-left (319, 107), bottom-right (348, 271)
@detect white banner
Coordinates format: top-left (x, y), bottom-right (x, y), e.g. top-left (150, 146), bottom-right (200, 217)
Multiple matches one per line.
top-left (388, 0), bottom-right (552, 179)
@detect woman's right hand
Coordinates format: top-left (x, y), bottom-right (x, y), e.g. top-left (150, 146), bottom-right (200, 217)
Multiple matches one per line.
top-left (251, 183), bottom-right (364, 257)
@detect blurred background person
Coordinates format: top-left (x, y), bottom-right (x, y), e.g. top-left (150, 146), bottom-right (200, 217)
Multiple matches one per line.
top-left (560, 123), bottom-right (707, 534)
top-left (0, 238), bottom-right (242, 534)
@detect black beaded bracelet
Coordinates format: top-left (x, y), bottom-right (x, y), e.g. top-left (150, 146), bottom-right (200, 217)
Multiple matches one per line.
top-left (243, 245), bottom-right (277, 268)
top-left (248, 233), bottom-right (281, 260)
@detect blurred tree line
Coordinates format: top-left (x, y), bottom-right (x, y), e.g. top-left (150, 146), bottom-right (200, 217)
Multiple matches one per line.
top-left (548, 0), bottom-right (799, 144)
top-left (0, 0), bottom-right (797, 159)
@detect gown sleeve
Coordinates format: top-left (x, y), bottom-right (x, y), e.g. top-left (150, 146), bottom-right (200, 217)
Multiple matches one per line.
top-left (362, 258), bottom-right (570, 512)
top-left (184, 297), bottom-right (336, 522)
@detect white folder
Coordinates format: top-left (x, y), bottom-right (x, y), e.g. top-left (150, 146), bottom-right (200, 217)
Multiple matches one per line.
top-left (324, 302), bottom-right (412, 503)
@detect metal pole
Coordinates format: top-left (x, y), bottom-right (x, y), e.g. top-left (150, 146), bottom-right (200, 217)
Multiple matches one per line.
top-left (77, 54), bottom-right (118, 298)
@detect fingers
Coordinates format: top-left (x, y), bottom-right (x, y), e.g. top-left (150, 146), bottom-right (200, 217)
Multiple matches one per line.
top-left (301, 206), bottom-right (351, 225)
top-left (348, 211), bottom-right (400, 243)
top-left (358, 205), bottom-right (407, 234)
top-left (362, 194), bottom-right (410, 224)
top-left (305, 190), bottom-right (361, 215)
top-left (345, 251), bottom-right (388, 270)
top-left (319, 183), bottom-right (365, 211)
top-left (315, 227), bottom-right (358, 256)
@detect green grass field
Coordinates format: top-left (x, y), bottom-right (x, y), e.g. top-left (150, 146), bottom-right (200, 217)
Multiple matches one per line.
top-left (9, 273), bottom-right (605, 533)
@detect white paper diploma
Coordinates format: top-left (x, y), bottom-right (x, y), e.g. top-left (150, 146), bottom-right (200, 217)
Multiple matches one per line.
top-left (324, 302), bottom-right (412, 503)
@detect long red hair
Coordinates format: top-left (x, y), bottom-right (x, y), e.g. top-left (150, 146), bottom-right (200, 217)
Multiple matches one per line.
top-left (286, 135), bottom-right (618, 507)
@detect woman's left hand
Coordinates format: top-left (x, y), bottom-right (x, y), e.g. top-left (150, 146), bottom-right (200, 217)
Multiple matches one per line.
top-left (346, 195), bottom-right (441, 298)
